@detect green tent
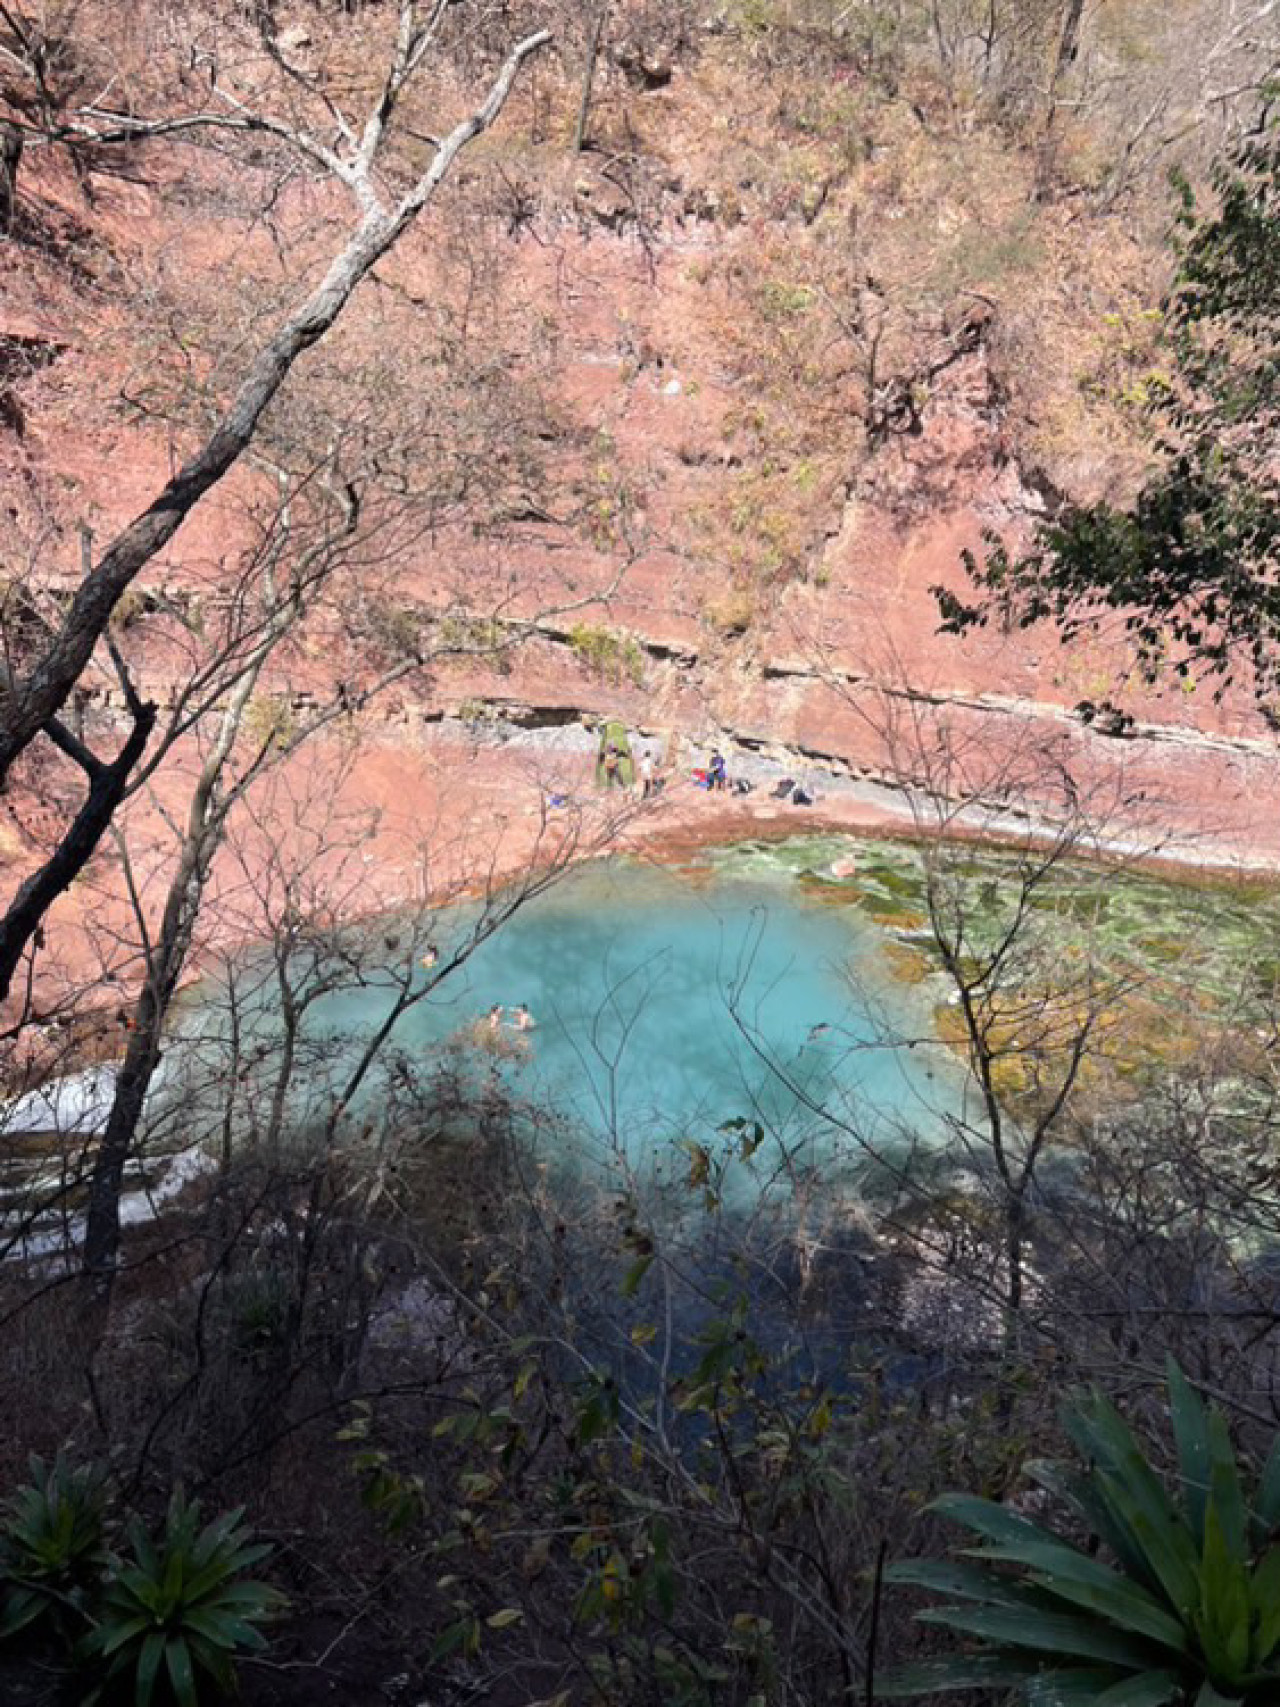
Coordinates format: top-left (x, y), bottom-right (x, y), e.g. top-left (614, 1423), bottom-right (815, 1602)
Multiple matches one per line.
top-left (595, 719), bottom-right (634, 789)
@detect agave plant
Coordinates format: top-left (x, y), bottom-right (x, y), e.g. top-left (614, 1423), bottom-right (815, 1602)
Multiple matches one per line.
top-left (81, 1492), bottom-right (284, 1707)
top-left (881, 1360), bottom-right (1280, 1705)
top-left (0, 1454), bottom-right (112, 1642)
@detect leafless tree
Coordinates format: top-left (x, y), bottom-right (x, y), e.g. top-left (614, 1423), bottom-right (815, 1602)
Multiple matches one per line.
top-left (0, 1), bottom-right (553, 988)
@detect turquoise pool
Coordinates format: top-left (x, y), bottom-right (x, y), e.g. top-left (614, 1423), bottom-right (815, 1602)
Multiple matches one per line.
top-left (169, 843), bottom-right (967, 1213)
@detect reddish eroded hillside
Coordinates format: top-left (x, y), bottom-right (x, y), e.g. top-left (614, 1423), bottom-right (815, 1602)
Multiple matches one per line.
top-left (2, 0), bottom-right (1279, 1029)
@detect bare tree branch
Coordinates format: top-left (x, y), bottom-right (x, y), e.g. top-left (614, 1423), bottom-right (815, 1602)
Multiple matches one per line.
top-left (0, 17), bottom-right (552, 799)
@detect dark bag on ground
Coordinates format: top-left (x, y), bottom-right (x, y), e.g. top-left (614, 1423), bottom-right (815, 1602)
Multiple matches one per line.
top-left (771, 777), bottom-right (794, 799)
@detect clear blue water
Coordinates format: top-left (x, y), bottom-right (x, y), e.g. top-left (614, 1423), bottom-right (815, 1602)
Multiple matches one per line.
top-left (172, 846), bottom-right (966, 1209)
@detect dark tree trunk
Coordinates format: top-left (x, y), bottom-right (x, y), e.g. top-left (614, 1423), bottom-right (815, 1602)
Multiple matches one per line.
top-left (574, 3), bottom-right (610, 154)
top-left (1036, 0), bottom-right (1088, 197)
top-left (0, 706), bottom-right (155, 1001)
top-left (81, 1009), bottom-right (161, 1294)
top-left (0, 122), bottom-right (21, 231)
top-left (81, 818), bottom-right (214, 1296)
top-left (1052, 0), bottom-right (1088, 86)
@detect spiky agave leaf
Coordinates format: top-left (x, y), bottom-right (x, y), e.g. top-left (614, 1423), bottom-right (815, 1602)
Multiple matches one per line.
top-left (78, 1496), bottom-right (283, 1706)
top-left (885, 1558), bottom-right (1048, 1610)
top-left (1250, 1546), bottom-right (1280, 1663)
top-left (1064, 1394), bottom-right (1201, 1618)
top-left (883, 1364), bottom-right (1280, 1702)
top-left (1251, 1436), bottom-right (1280, 1549)
top-left (916, 1498), bottom-right (1190, 1655)
top-left (1040, 1672), bottom-right (1181, 1707)
top-left (1026, 1457), bottom-right (1165, 1597)
top-left (0, 1455), bottom-right (111, 1642)
top-left (912, 1602), bottom-right (1165, 1670)
top-left (1166, 1359), bottom-right (1212, 1549)
top-left (876, 1652), bottom-right (1047, 1698)
top-left (1193, 1499), bottom-right (1251, 1686)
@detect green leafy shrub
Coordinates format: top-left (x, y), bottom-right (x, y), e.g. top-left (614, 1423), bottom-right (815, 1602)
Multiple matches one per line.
top-left (218, 1267), bottom-right (293, 1356)
top-left (81, 1493), bottom-right (283, 1707)
top-left (882, 1359), bottom-right (1280, 1704)
top-left (0, 1454), bottom-right (111, 1642)
top-left (568, 624), bottom-right (645, 687)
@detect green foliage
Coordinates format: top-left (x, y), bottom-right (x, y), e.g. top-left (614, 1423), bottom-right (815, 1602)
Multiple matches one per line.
top-left (368, 599), bottom-right (427, 660)
top-left (882, 1359), bottom-right (1280, 1704)
top-left (334, 1239), bottom-right (881, 1705)
top-left (1170, 129), bottom-right (1280, 426)
top-left (758, 278), bottom-right (816, 322)
top-left (0, 1455), bottom-right (111, 1643)
top-left (436, 612), bottom-right (508, 658)
top-left (727, 0), bottom-right (898, 72)
top-left (108, 587), bottom-right (149, 635)
top-left (703, 585), bottom-right (757, 635)
top-left (339, 1400), bottom-right (429, 1534)
top-left (220, 1267), bottom-right (291, 1356)
top-left (0, 1460), bottom-right (281, 1703)
top-left (568, 624), bottom-right (645, 687)
top-left (456, 697), bottom-right (498, 727)
top-left (81, 1492), bottom-right (282, 1707)
top-left (730, 0), bottom-right (786, 35)
top-left (939, 119), bottom-right (1280, 704)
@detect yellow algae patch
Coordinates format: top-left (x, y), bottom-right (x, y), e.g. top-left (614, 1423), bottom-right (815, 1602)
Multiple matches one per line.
top-left (881, 941), bottom-right (934, 986)
top-left (867, 909), bottom-right (928, 932)
top-left (934, 976), bottom-right (1235, 1124)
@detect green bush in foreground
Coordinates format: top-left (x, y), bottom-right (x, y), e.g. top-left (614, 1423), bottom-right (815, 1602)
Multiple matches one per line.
top-left (882, 1360), bottom-right (1280, 1706)
top-left (0, 1455), bottom-right (111, 1643)
top-left (81, 1493), bottom-right (283, 1707)
top-left (1, 1457), bottom-right (283, 1706)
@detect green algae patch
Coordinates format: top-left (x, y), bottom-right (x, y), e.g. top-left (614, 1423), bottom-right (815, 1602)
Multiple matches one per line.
top-left (701, 835), bottom-right (1280, 985)
top-left (693, 830), bottom-right (1280, 1080)
top-left (795, 871), bottom-right (862, 906)
top-left (1027, 887), bottom-right (1114, 923)
top-left (1132, 932), bottom-right (1192, 966)
top-left (857, 862), bottom-right (924, 901)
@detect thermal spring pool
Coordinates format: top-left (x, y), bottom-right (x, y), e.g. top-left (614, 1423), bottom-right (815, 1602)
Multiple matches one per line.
top-left (16, 830), bottom-right (1280, 1273)
top-left (165, 841), bottom-right (970, 1220)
